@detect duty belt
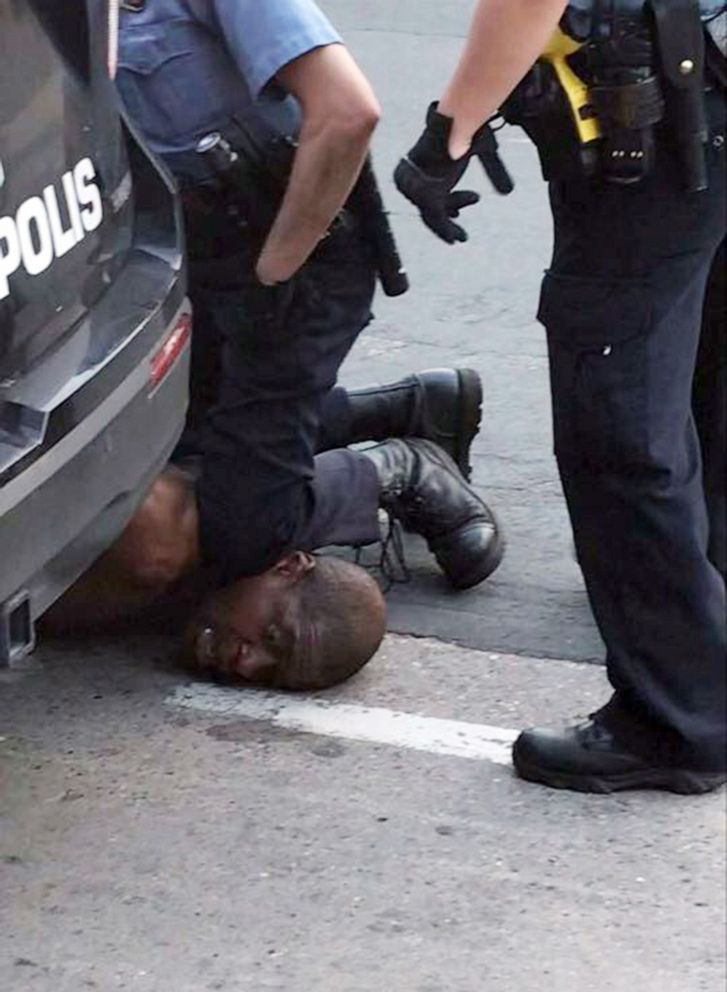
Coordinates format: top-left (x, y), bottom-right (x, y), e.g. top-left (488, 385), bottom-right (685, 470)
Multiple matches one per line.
top-left (181, 114), bottom-right (409, 297)
top-left (501, 0), bottom-right (722, 190)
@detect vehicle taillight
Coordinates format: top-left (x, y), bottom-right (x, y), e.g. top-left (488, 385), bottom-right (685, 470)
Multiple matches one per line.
top-left (108, 0), bottom-right (119, 78)
top-left (150, 313), bottom-right (192, 388)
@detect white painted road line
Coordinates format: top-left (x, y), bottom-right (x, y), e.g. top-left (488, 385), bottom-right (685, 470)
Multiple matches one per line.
top-left (168, 685), bottom-right (519, 766)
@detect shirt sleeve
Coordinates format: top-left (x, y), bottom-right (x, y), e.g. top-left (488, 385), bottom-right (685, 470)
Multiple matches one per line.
top-left (203, 0), bottom-right (342, 98)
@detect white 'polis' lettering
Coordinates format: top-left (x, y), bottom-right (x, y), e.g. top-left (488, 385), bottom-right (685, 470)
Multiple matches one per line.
top-left (0, 157), bottom-right (104, 301)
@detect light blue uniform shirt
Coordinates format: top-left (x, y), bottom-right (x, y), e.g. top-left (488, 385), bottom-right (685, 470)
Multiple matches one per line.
top-left (117, 0), bottom-right (341, 156)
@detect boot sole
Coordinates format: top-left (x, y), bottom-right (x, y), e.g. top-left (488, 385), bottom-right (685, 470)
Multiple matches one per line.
top-left (513, 752), bottom-right (727, 795)
top-left (453, 368), bottom-right (483, 482)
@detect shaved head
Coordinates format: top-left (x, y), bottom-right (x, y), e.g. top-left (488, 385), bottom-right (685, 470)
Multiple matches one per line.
top-left (186, 555), bottom-right (387, 691)
top-left (281, 556), bottom-right (387, 690)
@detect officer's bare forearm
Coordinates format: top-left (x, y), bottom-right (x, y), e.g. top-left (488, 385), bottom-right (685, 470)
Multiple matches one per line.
top-left (439, 0), bottom-right (568, 158)
top-left (256, 43), bottom-right (380, 285)
top-left (256, 117), bottom-right (375, 283)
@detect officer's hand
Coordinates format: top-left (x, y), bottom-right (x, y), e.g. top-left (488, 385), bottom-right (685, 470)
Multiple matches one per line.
top-left (394, 104), bottom-right (480, 244)
top-left (246, 271), bottom-right (298, 334)
top-left (394, 103), bottom-right (514, 245)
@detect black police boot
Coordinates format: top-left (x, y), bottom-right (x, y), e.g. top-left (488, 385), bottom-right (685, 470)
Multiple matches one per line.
top-left (362, 438), bottom-right (504, 590)
top-left (513, 717), bottom-right (727, 795)
top-left (345, 368), bottom-right (483, 480)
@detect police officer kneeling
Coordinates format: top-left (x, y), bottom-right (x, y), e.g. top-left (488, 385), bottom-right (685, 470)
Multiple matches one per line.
top-left (396, 0), bottom-right (726, 793)
top-left (109, 0), bottom-right (504, 683)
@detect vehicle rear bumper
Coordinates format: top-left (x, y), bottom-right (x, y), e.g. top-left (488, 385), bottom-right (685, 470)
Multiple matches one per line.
top-left (0, 302), bottom-right (190, 664)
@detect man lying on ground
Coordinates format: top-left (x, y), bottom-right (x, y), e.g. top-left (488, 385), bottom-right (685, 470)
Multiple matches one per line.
top-left (44, 369), bottom-right (500, 691)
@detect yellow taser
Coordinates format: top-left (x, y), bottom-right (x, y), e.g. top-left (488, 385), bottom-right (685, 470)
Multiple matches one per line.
top-left (541, 27), bottom-right (602, 144)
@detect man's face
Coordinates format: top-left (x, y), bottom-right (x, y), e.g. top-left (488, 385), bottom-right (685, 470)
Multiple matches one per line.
top-left (188, 552), bottom-right (314, 684)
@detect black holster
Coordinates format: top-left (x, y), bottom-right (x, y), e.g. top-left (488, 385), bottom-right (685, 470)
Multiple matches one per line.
top-left (502, 62), bottom-right (600, 181)
top-left (651, 0), bottom-right (711, 191)
top-left (192, 115), bottom-right (408, 296)
top-left (503, 1), bottom-right (713, 191)
top-left (586, 13), bottom-right (665, 184)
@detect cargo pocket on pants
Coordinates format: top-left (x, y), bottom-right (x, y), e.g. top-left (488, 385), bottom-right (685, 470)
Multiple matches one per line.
top-left (538, 272), bottom-right (653, 470)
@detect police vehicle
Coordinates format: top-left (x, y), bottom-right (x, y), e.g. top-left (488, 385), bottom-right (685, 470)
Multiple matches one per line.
top-left (0, 0), bottom-right (190, 663)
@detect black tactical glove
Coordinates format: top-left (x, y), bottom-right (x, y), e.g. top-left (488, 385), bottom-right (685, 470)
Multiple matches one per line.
top-left (394, 102), bottom-right (514, 244)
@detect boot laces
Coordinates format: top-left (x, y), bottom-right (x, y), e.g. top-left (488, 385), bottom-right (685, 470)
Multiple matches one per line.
top-left (354, 511), bottom-right (411, 592)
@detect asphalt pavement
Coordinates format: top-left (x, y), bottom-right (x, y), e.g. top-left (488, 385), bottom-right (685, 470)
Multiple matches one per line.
top-left (2, 635), bottom-right (725, 992)
top-left (1, 3), bottom-right (725, 991)
top-left (330, 0), bottom-right (603, 663)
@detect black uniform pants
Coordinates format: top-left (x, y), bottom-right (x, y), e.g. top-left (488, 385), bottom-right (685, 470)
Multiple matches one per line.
top-left (181, 225), bottom-right (381, 582)
top-left (540, 90), bottom-right (726, 768)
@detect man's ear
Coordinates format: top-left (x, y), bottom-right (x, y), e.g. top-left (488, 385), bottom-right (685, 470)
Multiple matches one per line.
top-left (272, 551), bottom-right (316, 583)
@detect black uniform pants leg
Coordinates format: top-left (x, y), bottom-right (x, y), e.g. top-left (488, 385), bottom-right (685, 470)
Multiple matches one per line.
top-left (540, 94), bottom-right (726, 768)
top-left (194, 244), bottom-right (380, 581)
top-left (316, 386), bottom-right (354, 452)
top-left (693, 240), bottom-right (725, 579)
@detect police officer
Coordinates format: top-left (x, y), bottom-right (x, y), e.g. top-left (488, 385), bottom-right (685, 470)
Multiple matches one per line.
top-left (115, 0), bottom-right (505, 613)
top-left (396, 0), bottom-right (726, 793)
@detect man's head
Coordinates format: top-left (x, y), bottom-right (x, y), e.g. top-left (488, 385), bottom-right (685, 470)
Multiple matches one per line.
top-left (185, 553), bottom-right (386, 691)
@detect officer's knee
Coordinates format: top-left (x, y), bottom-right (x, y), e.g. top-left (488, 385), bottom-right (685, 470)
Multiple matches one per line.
top-left (115, 468), bottom-right (199, 593)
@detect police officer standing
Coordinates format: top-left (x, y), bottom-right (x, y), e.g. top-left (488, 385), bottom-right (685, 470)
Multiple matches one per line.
top-left (396, 0), bottom-right (726, 793)
top-left (116, 0), bottom-right (505, 612)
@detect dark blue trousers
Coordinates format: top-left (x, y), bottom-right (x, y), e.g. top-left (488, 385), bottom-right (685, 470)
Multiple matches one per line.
top-left (182, 226), bottom-right (381, 582)
top-left (540, 91), bottom-right (726, 768)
